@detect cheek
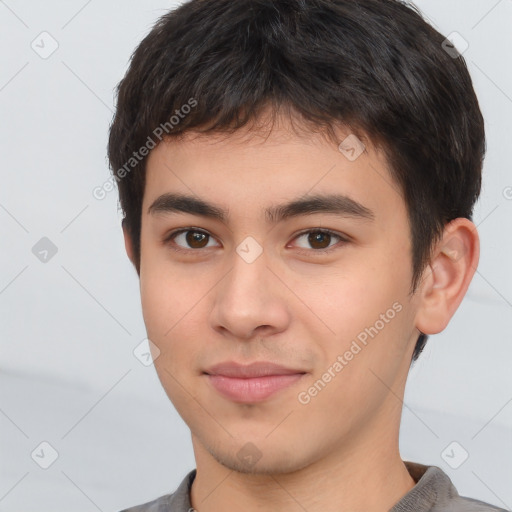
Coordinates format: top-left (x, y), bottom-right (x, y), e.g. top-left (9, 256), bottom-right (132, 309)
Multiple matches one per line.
top-left (291, 270), bottom-right (382, 337)
top-left (139, 274), bottom-right (172, 338)
top-left (139, 249), bottom-right (197, 337)
top-left (139, 263), bottom-right (206, 360)
top-left (298, 266), bottom-right (411, 361)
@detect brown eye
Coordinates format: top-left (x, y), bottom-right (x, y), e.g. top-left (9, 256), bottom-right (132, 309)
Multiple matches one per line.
top-left (186, 230), bottom-right (209, 248)
top-left (307, 231), bottom-right (332, 249)
top-left (165, 228), bottom-right (220, 251)
top-left (291, 229), bottom-right (347, 255)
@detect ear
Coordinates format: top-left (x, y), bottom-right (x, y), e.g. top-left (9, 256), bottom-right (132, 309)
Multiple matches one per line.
top-left (414, 218), bottom-right (480, 335)
top-left (122, 219), bottom-right (136, 267)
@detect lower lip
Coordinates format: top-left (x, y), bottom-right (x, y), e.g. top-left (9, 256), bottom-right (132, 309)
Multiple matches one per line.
top-left (206, 374), bottom-right (305, 403)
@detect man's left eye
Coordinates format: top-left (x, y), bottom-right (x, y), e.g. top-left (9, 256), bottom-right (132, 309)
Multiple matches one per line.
top-left (291, 229), bottom-right (347, 252)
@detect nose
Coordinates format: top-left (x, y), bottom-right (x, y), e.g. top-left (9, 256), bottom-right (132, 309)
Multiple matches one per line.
top-left (209, 245), bottom-right (291, 341)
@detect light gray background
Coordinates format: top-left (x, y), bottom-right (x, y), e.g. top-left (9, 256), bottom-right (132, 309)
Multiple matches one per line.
top-left (1, 1), bottom-right (511, 511)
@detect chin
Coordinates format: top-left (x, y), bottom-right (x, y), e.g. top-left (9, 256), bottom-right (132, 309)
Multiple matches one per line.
top-left (206, 442), bottom-right (312, 476)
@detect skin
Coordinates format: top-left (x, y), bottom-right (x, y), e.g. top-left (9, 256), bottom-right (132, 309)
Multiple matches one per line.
top-left (123, 111), bottom-right (479, 512)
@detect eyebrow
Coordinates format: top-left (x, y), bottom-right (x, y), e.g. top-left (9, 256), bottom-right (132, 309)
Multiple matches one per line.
top-left (147, 192), bottom-right (375, 224)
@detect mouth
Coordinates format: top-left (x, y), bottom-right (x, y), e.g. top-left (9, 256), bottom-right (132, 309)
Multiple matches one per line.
top-left (203, 361), bottom-right (307, 403)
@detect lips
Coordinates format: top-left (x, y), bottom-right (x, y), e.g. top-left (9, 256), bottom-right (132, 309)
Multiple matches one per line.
top-left (204, 361), bottom-right (307, 403)
top-left (205, 361), bottom-right (306, 378)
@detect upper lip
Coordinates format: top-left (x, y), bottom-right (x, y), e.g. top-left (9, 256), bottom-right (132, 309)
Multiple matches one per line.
top-left (204, 361), bottom-right (306, 378)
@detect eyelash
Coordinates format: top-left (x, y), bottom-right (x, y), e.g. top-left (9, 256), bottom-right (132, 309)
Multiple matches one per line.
top-left (162, 227), bottom-right (348, 256)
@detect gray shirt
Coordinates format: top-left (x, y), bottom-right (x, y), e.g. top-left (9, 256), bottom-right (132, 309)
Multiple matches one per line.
top-left (119, 461), bottom-right (508, 512)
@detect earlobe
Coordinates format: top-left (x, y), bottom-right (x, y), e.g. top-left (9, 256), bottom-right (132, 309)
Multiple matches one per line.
top-left (414, 218), bottom-right (480, 335)
top-left (122, 219), bottom-right (136, 266)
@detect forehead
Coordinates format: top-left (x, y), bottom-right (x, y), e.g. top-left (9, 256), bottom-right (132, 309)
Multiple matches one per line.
top-left (142, 116), bottom-right (406, 229)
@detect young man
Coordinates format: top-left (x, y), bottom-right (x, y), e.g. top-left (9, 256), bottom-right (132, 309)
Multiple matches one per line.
top-left (108, 1), bottom-right (504, 511)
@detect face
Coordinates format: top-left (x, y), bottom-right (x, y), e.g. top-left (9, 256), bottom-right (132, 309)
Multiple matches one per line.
top-left (136, 115), bottom-right (421, 474)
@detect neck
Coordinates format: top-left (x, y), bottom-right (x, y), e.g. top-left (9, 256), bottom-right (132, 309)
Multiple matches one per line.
top-left (189, 405), bottom-right (416, 512)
